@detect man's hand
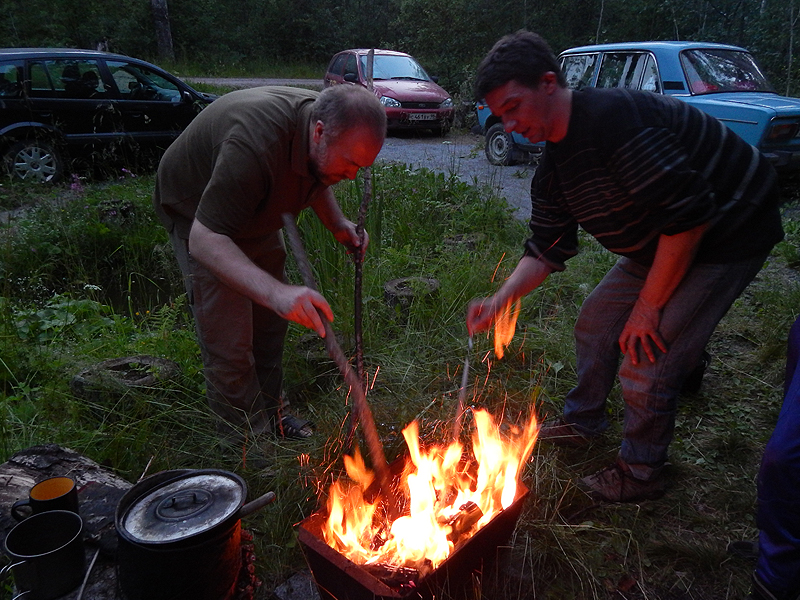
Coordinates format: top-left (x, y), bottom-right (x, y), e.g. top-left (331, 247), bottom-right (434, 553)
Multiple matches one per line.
top-left (619, 297), bottom-right (668, 365)
top-left (334, 220), bottom-right (369, 258)
top-left (466, 255), bottom-right (553, 337)
top-left (618, 223), bottom-right (709, 365)
top-left (272, 284), bottom-right (334, 338)
top-left (467, 296), bottom-right (502, 335)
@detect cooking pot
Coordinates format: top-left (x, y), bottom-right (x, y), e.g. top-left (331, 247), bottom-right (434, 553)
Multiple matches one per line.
top-left (115, 469), bottom-right (275, 600)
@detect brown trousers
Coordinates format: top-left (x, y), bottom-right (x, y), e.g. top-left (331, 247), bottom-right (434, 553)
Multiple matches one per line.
top-left (169, 228), bottom-right (288, 437)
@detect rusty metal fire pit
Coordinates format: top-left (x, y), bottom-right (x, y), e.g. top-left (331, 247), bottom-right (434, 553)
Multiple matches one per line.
top-left (298, 468), bottom-right (529, 600)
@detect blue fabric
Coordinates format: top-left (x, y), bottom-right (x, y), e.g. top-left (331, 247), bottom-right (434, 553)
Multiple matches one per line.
top-left (562, 253), bottom-right (768, 481)
top-left (756, 315), bottom-right (800, 599)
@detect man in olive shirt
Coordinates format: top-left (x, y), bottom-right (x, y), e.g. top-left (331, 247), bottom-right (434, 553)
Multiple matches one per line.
top-left (153, 84), bottom-right (386, 442)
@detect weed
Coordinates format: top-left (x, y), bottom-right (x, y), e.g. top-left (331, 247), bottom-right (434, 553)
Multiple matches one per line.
top-left (1, 169), bottom-right (798, 599)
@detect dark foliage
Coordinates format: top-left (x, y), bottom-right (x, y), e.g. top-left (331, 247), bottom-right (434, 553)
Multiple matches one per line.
top-left (0, 0), bottom-right (795, 98)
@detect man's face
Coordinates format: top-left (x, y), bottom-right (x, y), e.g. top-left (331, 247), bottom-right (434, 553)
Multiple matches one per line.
top-left (485, 75), bottom-right (559, 144)
top-left (310, 123), bottom-right (384, 187)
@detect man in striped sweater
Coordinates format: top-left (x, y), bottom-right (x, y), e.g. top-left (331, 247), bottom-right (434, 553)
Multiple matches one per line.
top-left (467, 31), bottom-right (783, 506)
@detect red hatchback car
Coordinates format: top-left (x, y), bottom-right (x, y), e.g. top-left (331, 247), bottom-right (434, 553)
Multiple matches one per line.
top-left (323, 49), bottom-right (454, 133)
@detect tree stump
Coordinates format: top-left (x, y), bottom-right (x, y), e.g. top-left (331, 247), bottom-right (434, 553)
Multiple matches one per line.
top-left (69, 355), bottom-right (181, 402)
top-left (383, 277), bottom-right (440, 310)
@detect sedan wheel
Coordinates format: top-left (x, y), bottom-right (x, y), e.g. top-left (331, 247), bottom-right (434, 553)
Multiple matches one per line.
top-left (4, 140), bottom-right (63, 183)
top-left (484, 123), bottom-right (515, 166)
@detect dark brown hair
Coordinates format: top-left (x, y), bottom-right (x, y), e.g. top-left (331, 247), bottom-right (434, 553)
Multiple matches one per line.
top-left (475, 30), bottom-right (567, 100)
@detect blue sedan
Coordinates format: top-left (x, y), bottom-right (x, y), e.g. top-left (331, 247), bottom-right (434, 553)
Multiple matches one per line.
top-left (477, 41), bottom-right (800, 171)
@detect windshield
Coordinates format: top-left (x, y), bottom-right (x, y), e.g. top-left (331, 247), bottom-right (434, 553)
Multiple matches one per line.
top-left (680, 49), bottom-right (774, 94)
top-left (360, 54), bottom-right (430, 81)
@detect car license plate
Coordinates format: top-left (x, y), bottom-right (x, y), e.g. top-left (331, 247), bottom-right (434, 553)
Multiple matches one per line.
top-left (408, 113), bottom-right (437, 121)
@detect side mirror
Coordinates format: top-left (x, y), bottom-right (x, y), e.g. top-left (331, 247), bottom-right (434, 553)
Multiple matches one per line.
top-left (182, 90), bottom-right (193, 103)
top-left (431, 76), bottom-right (439, 83)
top-left (344, 73), bottom-right (359, 83)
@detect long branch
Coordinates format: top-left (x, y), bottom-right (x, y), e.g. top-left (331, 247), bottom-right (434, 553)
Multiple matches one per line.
top-left (281, 213), bottom-right (391, 500)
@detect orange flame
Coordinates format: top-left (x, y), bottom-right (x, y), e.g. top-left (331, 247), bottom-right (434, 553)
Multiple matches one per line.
top-left (494, 299), bottom-right (521, 359)
top-left (321, 409), bottom-right (538, 572)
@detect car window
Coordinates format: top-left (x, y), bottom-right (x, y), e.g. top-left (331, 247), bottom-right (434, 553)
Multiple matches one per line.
top-left (106, 60), bottom-right (182, 102)
top-left (365, 55), bottom-right (429, 81)
top-left (344, 54), bottom-right (358, 78)
top-left (329, 54), bottom-right (347, 77)
top-left (0, 60), bottom-right (23, 98)
top-left (640, 55), bottom-right (661, 93)
top-left (560, 54), bottom-right (597, 90)
top-left (680, 49), bottom-right (774, 94)
top-left (29, 59), bottom-right (108, 99)
top-left (596, 52), bottom-right (653, 90)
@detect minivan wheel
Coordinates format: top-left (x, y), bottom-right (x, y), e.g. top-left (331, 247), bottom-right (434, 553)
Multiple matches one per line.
top-left (484, 123), bottom-right (515, 166)
top-left (4, 140), bottom-right (64, 183)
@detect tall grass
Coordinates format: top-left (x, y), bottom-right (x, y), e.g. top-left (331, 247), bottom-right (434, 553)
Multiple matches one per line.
top-left (1, 165), bottom-right (799, 598)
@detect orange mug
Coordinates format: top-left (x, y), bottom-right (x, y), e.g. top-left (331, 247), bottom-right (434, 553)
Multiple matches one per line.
top-left (11, 477), bottom-right (79, 521)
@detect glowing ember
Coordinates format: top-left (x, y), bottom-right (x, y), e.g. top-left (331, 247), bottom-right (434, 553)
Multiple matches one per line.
top-left (321, 409), bottom-right (538, 574)
top-left (493, 299), bottom-right (521, 359)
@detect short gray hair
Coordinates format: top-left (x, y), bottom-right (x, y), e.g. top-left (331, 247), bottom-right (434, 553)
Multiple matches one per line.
top-left (310, 85), bottom-right (386, 140)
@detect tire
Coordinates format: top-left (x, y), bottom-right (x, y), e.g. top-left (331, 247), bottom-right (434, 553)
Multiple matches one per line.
top-left (484, 123), bottom-right (515, 166)
top-left (4, 139), bottom-right (64, 183)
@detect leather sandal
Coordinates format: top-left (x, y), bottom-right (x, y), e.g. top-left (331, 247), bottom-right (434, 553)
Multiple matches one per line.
top-left (277, 414), bottom-right (314, 439)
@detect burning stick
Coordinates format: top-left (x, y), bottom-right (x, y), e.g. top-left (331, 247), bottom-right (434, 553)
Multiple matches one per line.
top-left (450, 335), bottom-right (472, 443)
top-left (494, 298), bottom-right (521, 359)
top-left (443, 501), bottom-right (483, 544)
top-left (281, 213), bottom-right (393, 504)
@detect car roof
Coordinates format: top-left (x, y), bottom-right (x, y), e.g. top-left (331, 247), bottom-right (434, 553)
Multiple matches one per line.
top-left (335, 48), bottom-right (413, 58)
top-left (559, 40), bottom-right (748, 54)
top-left (0, 47), bottom-right (160, 67)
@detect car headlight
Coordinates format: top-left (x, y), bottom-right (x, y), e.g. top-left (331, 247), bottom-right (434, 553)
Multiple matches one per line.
top-left (440, 98), bottom-right (454, 109)
top-left (766, 121), bottom-right (800, 142)
top-left (380, 96), bottom-right (401, 108)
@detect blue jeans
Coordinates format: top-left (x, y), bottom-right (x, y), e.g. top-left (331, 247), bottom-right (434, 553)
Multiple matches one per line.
top-left (562, 254), bottom-right (769, 480)
top-left (756, 316), bottom-right (800, 599)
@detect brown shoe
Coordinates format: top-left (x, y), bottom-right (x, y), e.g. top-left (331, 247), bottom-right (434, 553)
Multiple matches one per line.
top-left (538, 418), bottom-right (595, 448)
top-left (579, 460), bottom-right (666, 502)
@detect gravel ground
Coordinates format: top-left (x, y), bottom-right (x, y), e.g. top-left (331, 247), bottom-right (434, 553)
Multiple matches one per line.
top-left (377, 130), bottom-right (534, 222)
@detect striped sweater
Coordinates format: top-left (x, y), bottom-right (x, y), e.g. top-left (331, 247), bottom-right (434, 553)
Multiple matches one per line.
top-left (526, 87), bottom-right (783, 270)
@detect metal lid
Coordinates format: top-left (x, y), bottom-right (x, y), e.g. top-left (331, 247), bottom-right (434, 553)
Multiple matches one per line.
top-left (120, 471), bottom-right (246, 544)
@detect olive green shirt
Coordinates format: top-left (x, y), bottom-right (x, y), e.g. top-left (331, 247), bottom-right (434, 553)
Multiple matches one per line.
top-left (153, 86), bottom-right (327, 242)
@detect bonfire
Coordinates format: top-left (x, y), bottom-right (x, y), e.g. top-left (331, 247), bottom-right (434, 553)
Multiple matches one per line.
top-left (321, 407), bottom-right (538, 576)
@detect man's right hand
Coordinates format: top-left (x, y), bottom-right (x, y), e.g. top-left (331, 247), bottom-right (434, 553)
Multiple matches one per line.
top-left (273, 285), bottom-right (334, 338)
top-left (467, 296), bottom-right (500, 335)
top-left (466, 255), bottom-right (554, 337)
top-left (189, 220), bottom-right (335, 337)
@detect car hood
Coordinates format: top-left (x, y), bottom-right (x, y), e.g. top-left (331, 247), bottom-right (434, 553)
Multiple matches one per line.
top-left (373, 79), bottom-right (450, 102)
top-left (692, 92), bottom-right (800, 114)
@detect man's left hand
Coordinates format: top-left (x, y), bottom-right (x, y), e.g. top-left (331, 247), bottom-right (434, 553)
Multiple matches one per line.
top-left (335, 220), bottom-right (369, 258)
top-left (619, 298), bottom-right (668, 365)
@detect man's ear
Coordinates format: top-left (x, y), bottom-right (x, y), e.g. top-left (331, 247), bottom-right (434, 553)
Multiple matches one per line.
top-left (312, 120), bottom-right (325, 143)
top-left (541, 71), bottom-right (558, 92)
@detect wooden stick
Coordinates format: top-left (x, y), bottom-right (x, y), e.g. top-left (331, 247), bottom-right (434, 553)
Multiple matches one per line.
top-left (450, 336), bottom-right (473, 443)
top-left (347, 47), bottom-right (376, 450)
top-left (281, 213), bottom-right (392, 500)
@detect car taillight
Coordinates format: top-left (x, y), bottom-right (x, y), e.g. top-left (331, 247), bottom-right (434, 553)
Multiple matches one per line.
top-left (766, 121), bottom-right (800, 142)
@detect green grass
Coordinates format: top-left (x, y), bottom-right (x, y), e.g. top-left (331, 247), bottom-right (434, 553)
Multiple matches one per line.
top-left (161, 59), bottom-right (326, 80)
top-left (1, 164), bottom-right (799, 599)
